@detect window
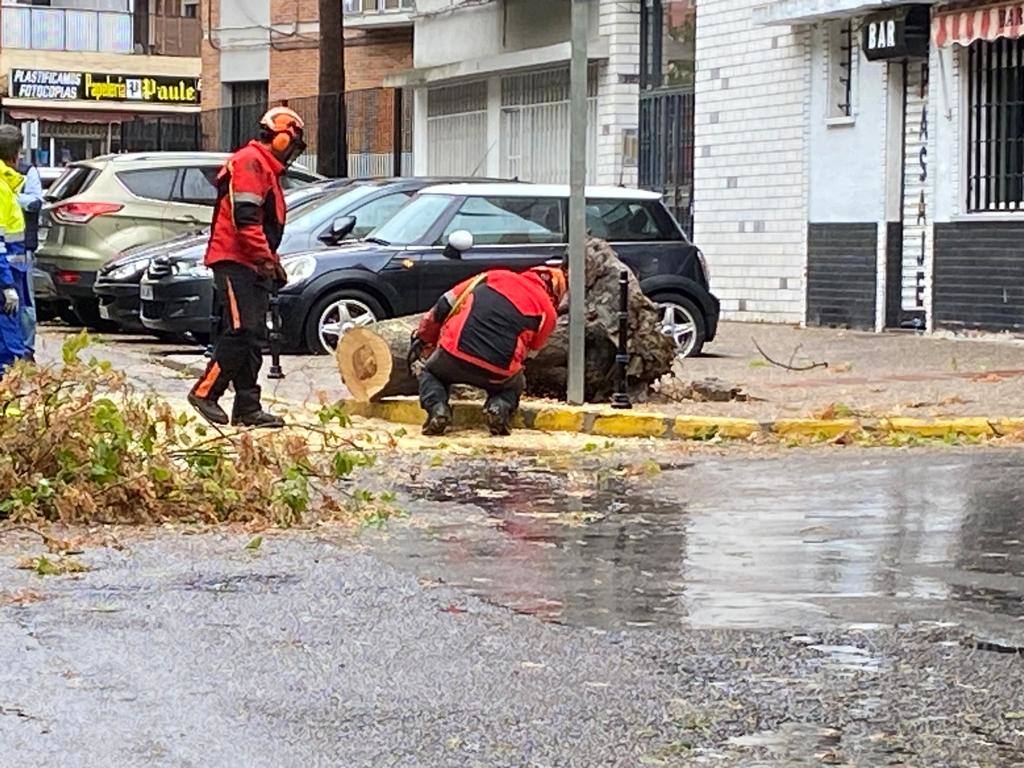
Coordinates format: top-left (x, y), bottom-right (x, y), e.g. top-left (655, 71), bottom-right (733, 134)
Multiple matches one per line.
top-left (640, 0), bottom-right (696, 90)
top-left (826, 19), bottom-right (855, 120)
top-left (45, 166), bottom-right (99, 202)
top-left (117, 168), bottom-right (177, 201)
top-left (174, 166), bottom-right (220, 205)
top-left (586, 200), bottom-right (680, 241)
top-left (370, 195), bottom-right (454, 246)
top-left (440, 197), bottom-right (565, 246)
top-left (182, 0), bottom-right (199, 18)
top-left (349, 193), bottom-right (410, 238)
top-left (966, 38), bottom-right (1024, 212)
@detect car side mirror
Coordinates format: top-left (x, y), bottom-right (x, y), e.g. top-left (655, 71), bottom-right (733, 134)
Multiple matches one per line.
top-left (444, 229), bottom-right (473, 259)
top-left (321, 215), bottom-right (356, 244)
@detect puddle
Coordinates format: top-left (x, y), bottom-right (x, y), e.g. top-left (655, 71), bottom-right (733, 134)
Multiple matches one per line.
top-left (374, 452), bottom-right (1024, 636)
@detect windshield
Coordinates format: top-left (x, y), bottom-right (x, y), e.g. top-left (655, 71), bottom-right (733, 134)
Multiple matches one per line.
top-left (290, 184), bottom-right (379, 224)
top-left (368, 194), bottom-right (454, 246)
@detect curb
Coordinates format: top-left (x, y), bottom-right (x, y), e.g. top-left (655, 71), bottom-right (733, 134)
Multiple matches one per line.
top-left (147, 355), bottom-right (1024, 443)
top-left (342, 398), bottom-right (1024, 442)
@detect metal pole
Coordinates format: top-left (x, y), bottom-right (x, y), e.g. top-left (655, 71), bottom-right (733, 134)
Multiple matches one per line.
top-left (267, 289), bottom-right (285, 380)
top-left (567, 0), bottom-right (588, 405)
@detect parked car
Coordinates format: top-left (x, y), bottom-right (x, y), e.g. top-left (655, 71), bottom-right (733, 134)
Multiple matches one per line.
top-left (275, 183), bottom-right (719, 357)
top-left (94, 179), bottom-right (352, 332)
top-left (35, 152), bottom-right (322, 329)
top-left (138, 177), bottom-right (506, 343)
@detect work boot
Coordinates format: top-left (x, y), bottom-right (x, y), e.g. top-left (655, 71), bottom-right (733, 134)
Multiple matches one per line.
top-left (189, 392), bottom-right (229, 426)
top-left (232, 410), bottom-right (285, 429)
top-left (484, 403), bottom-right (512, 437)
top-left (422, 404), bottom-right (452, 436)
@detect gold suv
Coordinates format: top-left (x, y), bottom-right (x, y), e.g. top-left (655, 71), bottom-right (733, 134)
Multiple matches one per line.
top-left (36, 152), bottom-right (321, 328)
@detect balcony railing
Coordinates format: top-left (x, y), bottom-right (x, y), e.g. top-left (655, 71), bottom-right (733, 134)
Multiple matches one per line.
top-left (1, 5), bottom-right (134, 54)
top-left (343, 0), bottom-right (413, 14)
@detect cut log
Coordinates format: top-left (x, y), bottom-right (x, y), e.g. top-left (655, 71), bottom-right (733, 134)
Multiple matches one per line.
top-left (335, 319), bottom-right (419, 401)
top-left (335, 237), bottom-right (678, 403)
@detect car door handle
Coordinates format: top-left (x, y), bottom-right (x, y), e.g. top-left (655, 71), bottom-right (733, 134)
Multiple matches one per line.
top-left (174, 215), bottom-right (200, 224)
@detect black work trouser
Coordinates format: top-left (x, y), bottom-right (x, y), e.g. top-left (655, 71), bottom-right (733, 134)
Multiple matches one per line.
top-left (418, 348), bottom-right (525, 416)
top-left (192, 262), bottom-right (270, 417)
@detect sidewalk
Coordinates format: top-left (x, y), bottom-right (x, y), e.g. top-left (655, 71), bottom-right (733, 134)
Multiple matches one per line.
top-left (672, 321), bottom-right (1024, 421)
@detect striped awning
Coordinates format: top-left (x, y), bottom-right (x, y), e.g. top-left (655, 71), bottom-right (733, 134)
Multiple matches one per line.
top-left (933, 2), bottom-right (1024, 47)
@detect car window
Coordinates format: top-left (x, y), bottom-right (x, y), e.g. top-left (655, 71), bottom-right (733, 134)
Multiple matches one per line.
top-left (349, 192), bottom-right (411, 238)
top-left (117, 168), bottom-right (177, 201)
top-left (281, 169), bottom-right (319, 189)
top-left (174, 166), bottom-right (220, 206)
top-left (586, 200), bottom-right (680, 241)
top-left (440, 196), bottom-right (564, 245)
top-left (46, 166), bottom-right (100, 202)
top-left (369, 194), bottom-right (454, 246)
top-left (293, 184), bottom-right (378, 223)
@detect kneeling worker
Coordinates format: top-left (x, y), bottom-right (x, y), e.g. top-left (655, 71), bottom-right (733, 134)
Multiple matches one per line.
top-left (410, 266), bottom-right (567, 436)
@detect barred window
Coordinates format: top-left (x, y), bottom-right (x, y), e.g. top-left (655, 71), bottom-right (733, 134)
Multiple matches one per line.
top-left (826, 20), bottom-right (854, 120)
top-left (966, 38), bottom-right (1024, 213)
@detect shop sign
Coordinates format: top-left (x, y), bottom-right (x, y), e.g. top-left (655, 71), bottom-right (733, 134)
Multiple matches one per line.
top-left (9, 69), bottom-right (200, 105)
top-left (863, 5), bottom-right (931, 61)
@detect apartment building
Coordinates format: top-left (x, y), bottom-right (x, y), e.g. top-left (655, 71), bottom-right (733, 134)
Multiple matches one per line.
top-left (0, 0), bottom-right (201, 165)
top-left (199, 0), bottom-right (413, 174)
top-left (696, 0), bottom-right (1024, 337)
top-left (385, 0), bottom-right (642, 186)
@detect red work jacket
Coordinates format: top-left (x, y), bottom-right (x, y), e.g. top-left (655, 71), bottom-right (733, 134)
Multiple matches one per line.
top-left (417, 269), bottom-right (557, 379)
top-left (204, 141), bottom-right (286, 273)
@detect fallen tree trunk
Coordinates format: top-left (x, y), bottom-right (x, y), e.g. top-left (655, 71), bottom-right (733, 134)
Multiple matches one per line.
top-left (336, 238), bottom-right (677, 403)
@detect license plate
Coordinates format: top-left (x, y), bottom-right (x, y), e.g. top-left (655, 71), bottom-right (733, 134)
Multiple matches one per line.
top-left (99, 303), bottom-right (112, 319)
top-left (140, 284), bottom-right (155, 300)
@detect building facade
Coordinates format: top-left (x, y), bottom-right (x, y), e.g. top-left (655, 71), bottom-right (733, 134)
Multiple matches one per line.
top-left (696, 0), bottom-right (1024, 337)
top-left (0, 0), bottom-right (202, 166)
top-left (387, 0), bottom-right (641, 186)
top-left (199, 0), bottom-right (413, 175)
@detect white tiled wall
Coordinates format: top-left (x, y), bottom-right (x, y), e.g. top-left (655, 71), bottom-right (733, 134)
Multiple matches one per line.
top-left (694, 1), bottom-right (811, 322)
top-left (595, 0), bottom-right (640, 186)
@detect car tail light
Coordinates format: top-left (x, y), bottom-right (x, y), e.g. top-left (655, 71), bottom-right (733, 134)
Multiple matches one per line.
top-left (50, 202), bottom-right (123, 224)
top-left (55, 270), bottom-right (82, 285)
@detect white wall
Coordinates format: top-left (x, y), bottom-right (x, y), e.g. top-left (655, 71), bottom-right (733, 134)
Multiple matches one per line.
top-left (412, 0), bottom-right (503, 68)
top-left (807, 23), bottom-right (887, 223)
top-left (216, 0), bottom-right (270, 84)
top-left (596, 0), bottom-right (639, 186)
top-left (930, 45), bottom-right (960, 223)
top-left (694, 0), bottom-right (811, 322)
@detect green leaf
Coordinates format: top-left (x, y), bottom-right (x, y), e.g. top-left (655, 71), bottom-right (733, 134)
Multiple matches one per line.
top-left (61, 331), bottom-right (90, 364)
top-left (245, 536), bottom-right (263, 551)
top-left (34, 556), bottom-right (61, 576)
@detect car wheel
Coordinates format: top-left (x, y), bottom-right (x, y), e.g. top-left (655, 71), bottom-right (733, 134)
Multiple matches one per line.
top-left (59, 302), bottom-right (80, 326)
top-left (72, 298), bottom-right (119, 333)
top-left (654, 293), bottom-right (706, 358)
top-left (304, 289), bottom-right (384, 355)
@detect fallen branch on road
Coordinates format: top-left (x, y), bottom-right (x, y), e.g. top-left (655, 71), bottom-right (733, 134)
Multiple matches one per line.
top-left (0, 333), bottom-right (386, 529)
top-left (751, 337), bottom-right (829, 372)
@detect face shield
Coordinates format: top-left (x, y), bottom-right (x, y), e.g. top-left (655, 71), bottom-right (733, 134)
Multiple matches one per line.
top-left (279, 127), bottom-right (307, 168)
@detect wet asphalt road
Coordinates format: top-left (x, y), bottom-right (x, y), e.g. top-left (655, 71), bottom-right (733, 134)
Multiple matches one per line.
top-left (2, 449), bottom-right (1024, 766)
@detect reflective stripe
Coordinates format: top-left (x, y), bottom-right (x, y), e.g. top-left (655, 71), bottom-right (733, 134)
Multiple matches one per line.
top-left (233, 192), bottom-right (264, 206)
top-left (4, 232), bottom-right (24, 244)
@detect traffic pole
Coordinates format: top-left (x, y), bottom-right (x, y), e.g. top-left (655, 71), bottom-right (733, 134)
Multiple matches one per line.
top-left (567, 0), bottom-right (588, 405)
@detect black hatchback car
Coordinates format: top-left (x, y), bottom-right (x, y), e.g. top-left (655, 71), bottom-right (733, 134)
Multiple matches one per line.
top-left (137, 177), bottom-right (508, 342)
top-left (276, 183), bottom-right (719, 357)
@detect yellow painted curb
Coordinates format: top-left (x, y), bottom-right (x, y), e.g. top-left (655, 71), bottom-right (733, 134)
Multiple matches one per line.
top-left (534, 408), bottom-right (587, 433)
top-left (591, 413), bottom-right (668, 438)
top-left (881, 417), bottom-right (995, 437)
top-left (673, 415), bottom-right (759, 440)
top-left (993, 418), bottom-right (1024, 436)
top-left (772, 419), bottom-right (860, 439)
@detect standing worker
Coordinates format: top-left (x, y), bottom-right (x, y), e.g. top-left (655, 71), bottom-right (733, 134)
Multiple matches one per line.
top-left (189, 107), bottom-right (306, 428)
top-left (410, 266), bottom-right (567, 436)
top-left (16, 147), bottom-right (43, 361)
top-left (0, 125), bottom-right (28, 375)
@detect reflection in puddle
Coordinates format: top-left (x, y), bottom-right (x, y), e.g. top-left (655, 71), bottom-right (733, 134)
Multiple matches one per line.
top-left (378, 452), bottom-right (1024, 637)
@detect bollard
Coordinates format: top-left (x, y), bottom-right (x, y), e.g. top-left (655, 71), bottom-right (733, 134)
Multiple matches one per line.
top-left (267, 289), bottom-right (285, 380)
top-left (611, 269), bottom-right (632, 410)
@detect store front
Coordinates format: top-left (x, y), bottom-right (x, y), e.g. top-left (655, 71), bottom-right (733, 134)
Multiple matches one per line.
top-left (1, 68), bottom-right (201, 166)
top-left (930, 1), bottom-right (1024, 334)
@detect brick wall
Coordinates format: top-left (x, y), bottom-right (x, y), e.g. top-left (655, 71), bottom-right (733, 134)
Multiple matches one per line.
top-left (693, 0), bottom-right (810, 322)
top-left (806, 223), bottom-right (877, 330)
top-left (596, 0), bottom-right (640, 187)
